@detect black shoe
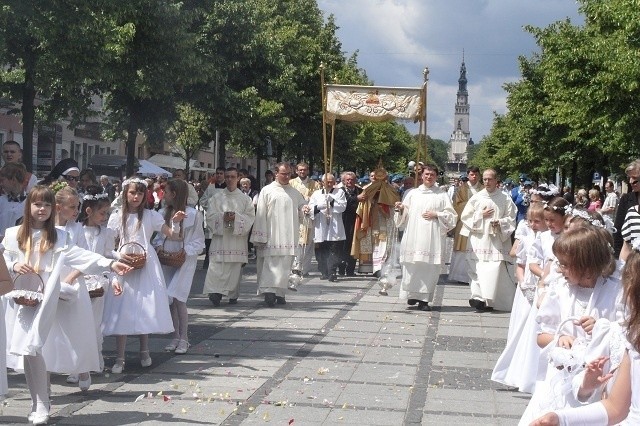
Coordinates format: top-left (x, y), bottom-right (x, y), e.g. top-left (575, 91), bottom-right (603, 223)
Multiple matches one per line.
top-left (264, 292), bottom-right (276, 307)
top-left (228, 298), bottom-right (238, 305)
top-left (209, 293), bottom-right (222, 307)
top-left (328, 275), bottom-right (338, 282)
top-left (407, 299), bottom-right (419, 306)
top-left (469, 298), bottom-right (489, 311)
top-left (275, 296), bottom-right (286, 305)
top-left (373, 270), bottom-right (381, 278)
top-left (320, 275), bottom-right (329, 280)
top-left (417, 301), bottom-right (432, 311)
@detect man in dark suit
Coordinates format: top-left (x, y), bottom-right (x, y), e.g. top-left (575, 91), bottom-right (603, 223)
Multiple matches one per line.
top-left (100, 175), bottom-right (116, 202)
top-left (338, 171), bottom-right (363, 276)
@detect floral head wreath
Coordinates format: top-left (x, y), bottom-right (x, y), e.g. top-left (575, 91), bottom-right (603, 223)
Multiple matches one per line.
top-left (82, 193), bottom-right (109, 201)
top-left (567, 207), bottom-right (602, 227)
top-left (531, 183), bottom-right (560, 197)
top-left (50, 181), bottom-right (68, 194)
top-left (565, 206), bottom-right (617, 234)
top-left (122, 177), bottom-right (148, 188)
top-left (543, 201), bottom-right (571, 214)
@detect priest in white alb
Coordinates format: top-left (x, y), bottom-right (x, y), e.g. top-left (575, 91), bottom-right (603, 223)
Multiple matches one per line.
top-left (203, 167), bottom-right (256, 306)
top-left (460, 168), bottom-right (517, 312)
top-left (308, 173), bottom-right (347, 282)
top-left (394, 165), bottom-right (457, 311)
top-left (251, 162), bottom-right (307, 307)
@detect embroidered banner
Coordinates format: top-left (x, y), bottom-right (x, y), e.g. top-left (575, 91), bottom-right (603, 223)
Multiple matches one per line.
top-left (325, 84), bottom-right (424, 122)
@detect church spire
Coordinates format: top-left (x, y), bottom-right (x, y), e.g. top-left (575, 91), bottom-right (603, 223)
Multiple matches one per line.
top-left (446, 52), bottom-right (471, 171)
top-left (458, 51), bottom-right (468, 94)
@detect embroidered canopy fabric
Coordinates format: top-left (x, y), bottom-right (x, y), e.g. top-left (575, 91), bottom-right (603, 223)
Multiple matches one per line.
top-left (325, 84), bottom-right (424, 122)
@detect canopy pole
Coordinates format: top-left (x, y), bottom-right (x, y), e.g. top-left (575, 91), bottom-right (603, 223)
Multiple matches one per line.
top-left (319, 63), bottom-right (329, 175)
top-left (422, 66), bottom-right (429, 160)
top-left (329, 121), bottom-right (336, 173)
top-left (414, 67), bottom-right (429, 187)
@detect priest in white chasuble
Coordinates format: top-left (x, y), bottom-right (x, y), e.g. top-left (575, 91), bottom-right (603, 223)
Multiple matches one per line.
top-left (203, 167), bottom-right (256, 306)
top-left (251, 162), bottom-right (307, 307)
top-left (448, 166), bottom-right (483, 283)
top-left (461, 169), bottom-right (517, 312)
top-left (395, 165), bottom-right (457, 311)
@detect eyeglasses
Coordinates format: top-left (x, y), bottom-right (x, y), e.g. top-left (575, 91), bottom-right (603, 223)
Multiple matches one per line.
top-left (630, 178), bottom-right (639, 185)
top-left (554, 260), bottom-right (569, 271)
top-left (63, 174), bottom-right (79, 182)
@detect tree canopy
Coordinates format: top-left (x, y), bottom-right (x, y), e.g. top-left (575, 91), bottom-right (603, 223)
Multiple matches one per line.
top-left (0, 0), bottom-right (427, 176)
top-left (471, 0), bottom-right (640, 187)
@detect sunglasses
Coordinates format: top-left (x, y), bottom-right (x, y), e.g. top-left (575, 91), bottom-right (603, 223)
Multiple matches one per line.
top-left (63, 174), bottom-right (79, 182)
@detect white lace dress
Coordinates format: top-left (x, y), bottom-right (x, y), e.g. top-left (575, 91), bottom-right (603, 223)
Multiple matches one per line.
top-left (102, 209), bottom-right (173, 336)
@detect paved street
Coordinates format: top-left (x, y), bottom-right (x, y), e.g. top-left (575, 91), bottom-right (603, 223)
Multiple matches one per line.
top-left (2, 255), bottom-right (530, 425)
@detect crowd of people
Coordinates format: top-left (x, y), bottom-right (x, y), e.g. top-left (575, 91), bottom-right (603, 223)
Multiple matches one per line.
top-left (2, 136), bottom-right (640, 424)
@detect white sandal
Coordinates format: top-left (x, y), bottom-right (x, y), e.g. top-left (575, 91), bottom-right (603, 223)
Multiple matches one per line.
top-left (174, 340), bottom-right (190, 354)
top-left (164, 338), bottom-right (180, 352)
top-left (140, 350), bottom-right (152, 367)
top-left (111, 358), bottom-right (125, 374)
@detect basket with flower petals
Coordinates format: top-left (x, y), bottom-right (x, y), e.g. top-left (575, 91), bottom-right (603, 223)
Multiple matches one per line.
top-left (118, 242), bottom-right (147, 270)
top-left (9, 273), bottom-right (44, 307)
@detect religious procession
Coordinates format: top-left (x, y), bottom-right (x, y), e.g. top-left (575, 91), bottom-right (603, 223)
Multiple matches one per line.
top-left (3, 131), bottom-right (640, 424)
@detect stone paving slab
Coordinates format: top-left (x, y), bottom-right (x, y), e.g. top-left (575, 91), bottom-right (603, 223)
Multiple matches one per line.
top-left (335, 382), bottom-right (412, 410)
top-left (286, 359), bottom-right (358, 381)
top-left (431, 350), bottom-right (499, 370)
top-left (350, 363), bottom-right (418, 386)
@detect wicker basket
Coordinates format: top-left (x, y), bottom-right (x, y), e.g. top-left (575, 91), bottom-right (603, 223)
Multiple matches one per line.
top-left (157, 238), bottom-right (186, 268)
top-left (10, 273), bottom-right (44, 307)
top-left (119, 241), bottom-right (147, 270)
top-left (85, 274), bottom-right (107, 299)
top-left (88, 287), bottom-right (105, 298)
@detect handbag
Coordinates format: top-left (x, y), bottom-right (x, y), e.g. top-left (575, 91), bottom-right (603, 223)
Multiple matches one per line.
top-left (9, 272), bottom-right (44, 307)
top-left (118, 241), bottom-right (147, 269)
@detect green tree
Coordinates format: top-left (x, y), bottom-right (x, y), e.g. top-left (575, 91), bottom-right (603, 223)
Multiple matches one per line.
top-left (98, 0), bottom-right (204, 176)
top-left (478, 0), bottom-right (640, 186)
top-left (0, 0), bottom-right (122, 170)
top-left (191, 0), bottom-right (369, 175)
top-left (167, 103), bottom-right (212, 175)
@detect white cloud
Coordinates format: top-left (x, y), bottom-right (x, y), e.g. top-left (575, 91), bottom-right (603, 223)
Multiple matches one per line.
top-left (318, 0), bottom-right (582, 141)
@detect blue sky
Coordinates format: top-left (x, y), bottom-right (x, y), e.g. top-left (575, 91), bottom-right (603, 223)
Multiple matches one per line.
top-left (317, 0), bottom-right (583, 143)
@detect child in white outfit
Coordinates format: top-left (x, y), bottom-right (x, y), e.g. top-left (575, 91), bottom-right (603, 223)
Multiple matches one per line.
top-left (3, 186), bottom-right (130, 424)
top-left (102, 177), bottom-right (185, 374)
top-left (153, 179), bottom-right (204, 354)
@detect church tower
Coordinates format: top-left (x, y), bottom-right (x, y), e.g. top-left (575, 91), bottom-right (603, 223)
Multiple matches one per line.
top-left (447, 55), bottom-right (472, 175)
